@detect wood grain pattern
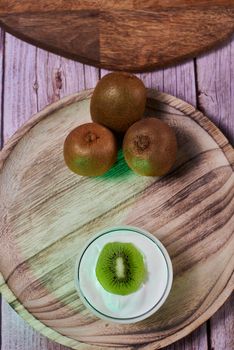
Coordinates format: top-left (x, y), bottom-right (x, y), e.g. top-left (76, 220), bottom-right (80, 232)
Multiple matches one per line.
top-left (210, 294), bottom-right (234, 350)
top-left (0, 1), bottom-right (234, 71)
top-left (165, 324), bottom-right (208, 350)
top-left (1, 43), bottom-right (207, 350)
top-left (0, 33), bottom-right (99, 350)
top-left (0, 27), bottom-right (4, 350)
top-left (139, 61), bottom-right (210, 350)
top-left (196, 34), bottom-right (234, 145)
top-left (140, 61), bottom-right (197, 107)
top-left (2, 33), bottom-right (100, 140)
top-left (36, 49), bottom-right (85, 109)
top-left (0, 28), bottom-right (4, 148)
top-left (0, 90), bottom-right (233, 349)
top-left (195, 36), bottom-right (234, 350)
top-left (3, 33), bottom-right (37, 141)
top-left (1, 34), bottom-right (233, 350)
top-left (1, 300), bottom-right (71, 350)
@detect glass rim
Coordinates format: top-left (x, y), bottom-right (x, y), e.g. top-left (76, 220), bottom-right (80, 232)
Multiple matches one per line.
top-left (74, 225), bottom-right (173, 324)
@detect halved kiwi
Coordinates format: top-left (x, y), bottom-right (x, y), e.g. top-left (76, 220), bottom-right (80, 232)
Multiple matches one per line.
top-left (96, 242), bottom-right (147, 295)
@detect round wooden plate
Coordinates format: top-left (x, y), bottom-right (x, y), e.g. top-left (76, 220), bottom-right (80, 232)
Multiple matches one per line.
top-left (0, 90), bottom-right (233, 350)
top-left (0, 1), bottom-right (234, 71)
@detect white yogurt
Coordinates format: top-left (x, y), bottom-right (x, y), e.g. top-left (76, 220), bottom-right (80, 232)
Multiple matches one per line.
top-left (75, 226), bottom-right (173, 323)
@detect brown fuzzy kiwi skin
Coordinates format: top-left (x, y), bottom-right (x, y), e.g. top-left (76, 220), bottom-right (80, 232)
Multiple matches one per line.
top-left (90, 72), bottom-right (146, 133)
top-left (123, 118), bottom-right (177, 177)
top-left (63, 123), bottom-right (118, 176)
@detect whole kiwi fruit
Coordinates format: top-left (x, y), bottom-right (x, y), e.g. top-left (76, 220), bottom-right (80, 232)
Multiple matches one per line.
top-left (63, 123), bottom-right (117, 176)
top-left (123, 118), bottom-right (177, 176)
top-left (90, 72), bottom-right (147, 133)
top-left (96, 242), bottom-right (147, 295)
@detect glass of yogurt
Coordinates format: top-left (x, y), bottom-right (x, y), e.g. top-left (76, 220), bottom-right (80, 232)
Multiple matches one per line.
top-left (75, 226), bottom-right (173, 324)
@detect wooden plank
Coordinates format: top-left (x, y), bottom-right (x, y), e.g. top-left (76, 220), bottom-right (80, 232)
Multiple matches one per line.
top-left (83, 65), bottom-right (99, 89)
top-left (196, 35), bottom-right (234, 350)
top-left (36, 49), bottom-right (99, 110)
top-left (2, 89), bottom-right (233, 350)
top-left (0, 27), bottom-right (4, 350)
top-left (1, 33), bottom-right (232, 350)
top-left (140, 60), bottom-right (197, 106)
top-left (210, 294), bottom-right (234, 350)
top-left (101, 60), bottom-right (196, 106)
top-left (1, 35), bottom-right (71, 350)
top-left (0, 1), bottom-right (234, 72)
top-left (196, 35), bottom-right (234, 145)
top-left (0, 28), bottom-right (4, 148)
top-left (141, 60), bottom-right (208, 350)
top-left (1, 34), bottom-right (99, 350)
top-left (1, 0), bottom-right (233, 14)
top-left (166, 324), bottom-right (208, 350)
top-left (1, 32), bottom-right (43, 350)
top-left (36, 49), bottom-right (83, 110)
top-left (100, 62), bottom-right (207, 350)
top-left (1, 301), bottom-right (71, 350)
top-left (0, 32), bottom-right (42, 350)
top-left (3, 33), bottom-right (38, 141)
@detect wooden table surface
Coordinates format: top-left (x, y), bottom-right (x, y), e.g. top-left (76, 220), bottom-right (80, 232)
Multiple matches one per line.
top-left (0, 29), bottom-right (233, 350)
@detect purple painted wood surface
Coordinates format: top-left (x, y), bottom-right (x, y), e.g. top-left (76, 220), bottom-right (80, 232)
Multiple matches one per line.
top-left (196, 38), bottom-right (234, 145)
top-left (0, 29), bottom-right (4, 148)
top-left (0, 30), bottom-right (233, 350)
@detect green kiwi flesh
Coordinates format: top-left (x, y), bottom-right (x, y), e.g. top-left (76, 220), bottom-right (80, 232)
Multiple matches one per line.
top-left (95, 242), bottom-right (147, 295)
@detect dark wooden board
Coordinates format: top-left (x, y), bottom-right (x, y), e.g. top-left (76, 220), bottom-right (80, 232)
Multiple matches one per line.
top-left (0, 1), bottom-right (234, 72)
